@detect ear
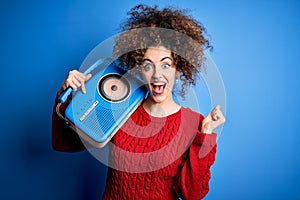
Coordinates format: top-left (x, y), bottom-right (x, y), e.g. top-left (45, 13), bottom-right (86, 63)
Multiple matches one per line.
top-left (175, 71), bottom-right (180, 78)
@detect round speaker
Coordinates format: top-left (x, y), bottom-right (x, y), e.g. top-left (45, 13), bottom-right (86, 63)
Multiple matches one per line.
top-left (98, 73), bottom-right (130, 102)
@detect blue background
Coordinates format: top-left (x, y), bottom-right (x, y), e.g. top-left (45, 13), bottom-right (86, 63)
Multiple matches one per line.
top-left (1, 0), bottom-right (300, 199)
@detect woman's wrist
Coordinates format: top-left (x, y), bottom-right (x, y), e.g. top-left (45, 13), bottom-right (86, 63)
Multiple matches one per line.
top-left (201, 127), bottom-right (213, 134)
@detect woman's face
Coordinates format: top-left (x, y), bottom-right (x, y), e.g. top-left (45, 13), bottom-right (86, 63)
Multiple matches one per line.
top-left (140, 46), bottom-right (178, 104)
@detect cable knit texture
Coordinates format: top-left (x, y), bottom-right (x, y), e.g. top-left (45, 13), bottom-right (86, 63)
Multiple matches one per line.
top-left (102, 106), bottom-right (217, 200)
top-left (52, 100), bottom-right (217, 200)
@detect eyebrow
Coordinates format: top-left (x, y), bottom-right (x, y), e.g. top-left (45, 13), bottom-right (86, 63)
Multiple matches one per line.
top-left (142, 57), bottom-right (173, 63)
top-left (160, 57), bottom-right (172, 62)
top-left (142, 58), bottom-right (153, 63)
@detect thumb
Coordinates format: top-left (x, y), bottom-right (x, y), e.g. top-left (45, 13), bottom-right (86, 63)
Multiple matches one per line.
top-left (212, 105), bottom-right (221, 111)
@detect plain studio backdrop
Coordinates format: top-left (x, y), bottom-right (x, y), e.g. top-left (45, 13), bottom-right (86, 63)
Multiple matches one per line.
top-left (0, 0), bottom-right (299, 199)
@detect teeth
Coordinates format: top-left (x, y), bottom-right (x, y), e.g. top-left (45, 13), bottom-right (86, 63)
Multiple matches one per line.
top-left (152, 82), bottom-right (166, 86)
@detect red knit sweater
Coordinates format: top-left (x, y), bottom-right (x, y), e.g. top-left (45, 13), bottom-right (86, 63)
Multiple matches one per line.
top-left (52, 100), bottom-right (217, 200)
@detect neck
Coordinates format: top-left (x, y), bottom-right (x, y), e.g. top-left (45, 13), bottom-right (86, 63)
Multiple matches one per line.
top-left (142, 97), bottom-right (181, 117)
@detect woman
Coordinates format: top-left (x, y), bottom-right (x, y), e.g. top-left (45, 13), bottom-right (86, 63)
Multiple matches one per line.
top-left (52, 4), bottom-right (225, 200)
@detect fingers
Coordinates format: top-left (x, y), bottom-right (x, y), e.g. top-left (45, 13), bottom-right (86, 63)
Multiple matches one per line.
top-left (64, 70), bottom-right (92, 93)
top-left (211, 105), bottom-right (220, 120)
top-left (211, 105), bottom-right (225, 123)
top-left (202, 105), bottom-right (226, 134)
top-left (65, 70), bottom-right (83, 91)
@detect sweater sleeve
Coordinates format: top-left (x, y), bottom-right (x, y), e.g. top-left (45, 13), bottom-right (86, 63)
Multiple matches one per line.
top-left (52, 92), bottom-right (87, 152)
top-left (173, 115), bottom-right (217, 200)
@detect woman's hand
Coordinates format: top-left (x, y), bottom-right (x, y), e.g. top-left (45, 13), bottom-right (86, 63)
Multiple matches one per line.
top-left (62, 70), bottom-right (92, 94)
top-left (201, 105), bottom-right (226, 134)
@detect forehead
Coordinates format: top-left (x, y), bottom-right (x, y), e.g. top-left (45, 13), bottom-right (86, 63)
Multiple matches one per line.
top-left (143, 46), bottom-right (172, 60)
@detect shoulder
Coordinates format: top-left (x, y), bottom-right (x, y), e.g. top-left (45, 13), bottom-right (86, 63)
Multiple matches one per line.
top-left (181, 107), bottom-right (204, 121)
top-left (181, 107), bottom-right (204, 130)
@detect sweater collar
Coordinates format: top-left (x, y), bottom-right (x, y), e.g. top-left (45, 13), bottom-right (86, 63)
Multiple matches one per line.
top-left (137, 105), bottom-right (182, 123)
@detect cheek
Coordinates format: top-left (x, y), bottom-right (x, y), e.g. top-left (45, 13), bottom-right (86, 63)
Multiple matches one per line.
top-left (167, 72), bottom-right (176, 84)
top-left (140, 72), bottom-right (151, 85)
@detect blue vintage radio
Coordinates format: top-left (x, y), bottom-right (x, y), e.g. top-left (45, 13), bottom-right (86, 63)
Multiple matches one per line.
top-left (58, 59), bottom-right (148, 148)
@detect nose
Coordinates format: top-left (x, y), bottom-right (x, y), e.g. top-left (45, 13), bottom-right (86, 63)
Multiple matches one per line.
top-left (152, 65), bottom-right (163, 79)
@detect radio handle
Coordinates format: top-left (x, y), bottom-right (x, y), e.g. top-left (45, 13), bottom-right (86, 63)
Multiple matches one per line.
top-left (58, 88), bottom-right (72, 103)
top-left (58, 59), bottom-right (105, 103)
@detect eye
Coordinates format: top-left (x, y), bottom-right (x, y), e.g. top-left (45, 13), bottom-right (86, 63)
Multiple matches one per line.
top-left (162, 63), bottom-right (171, 69)
top-left (143, 63), bottom-right (153, 71)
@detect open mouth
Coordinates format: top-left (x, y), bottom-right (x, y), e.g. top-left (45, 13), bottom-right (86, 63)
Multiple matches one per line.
top-left (151, 82), bottom-right (166, 95)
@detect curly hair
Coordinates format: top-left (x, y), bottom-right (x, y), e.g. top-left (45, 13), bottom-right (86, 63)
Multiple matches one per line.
top-left (112, 4), bottom-right (212, 97)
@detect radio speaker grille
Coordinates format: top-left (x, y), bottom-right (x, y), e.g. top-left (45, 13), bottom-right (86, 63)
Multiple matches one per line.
top-left (82, 105), bottom-right (126, 141)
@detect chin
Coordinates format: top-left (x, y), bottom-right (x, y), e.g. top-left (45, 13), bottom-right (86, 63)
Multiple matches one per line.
top-left (151, 96), bottom-right (166, 104)
top-left (149, 93), bottom-right (171, 104)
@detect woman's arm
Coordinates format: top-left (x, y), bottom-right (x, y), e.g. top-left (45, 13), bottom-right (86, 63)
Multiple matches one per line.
top-left (52, 94), bottom-right (87, 152)
top-left (173, 132), bottom-right (217, 200)
top-left (173, 106), bottom-right (225, 199)
top-left (52, 70), bottom-right (92, 152)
